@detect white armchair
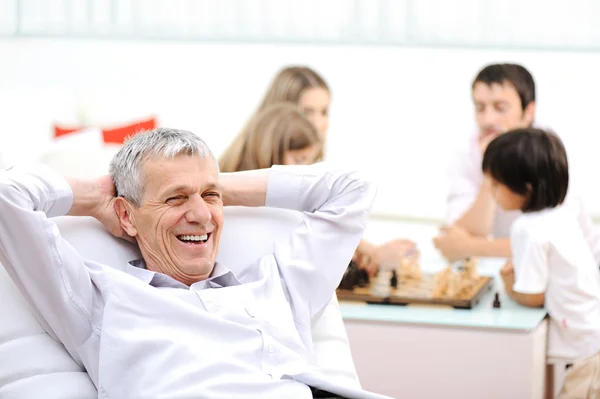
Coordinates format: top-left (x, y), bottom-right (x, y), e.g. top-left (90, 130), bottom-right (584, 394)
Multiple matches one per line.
top-left (0, 206), bottom-right (360, 397)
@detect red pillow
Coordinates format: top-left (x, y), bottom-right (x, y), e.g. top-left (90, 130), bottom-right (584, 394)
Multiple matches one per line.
top-left (54, 125), bottom-right (80, 138)
top-left (54, 117), bottom-right (157, 144)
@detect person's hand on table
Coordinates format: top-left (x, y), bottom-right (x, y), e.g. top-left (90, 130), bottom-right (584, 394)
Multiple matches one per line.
top-left (500, 259), bottom-right (515, 293)
top-left (432, 224), bottom-right (474, 262)
top-left (352, 245), bottom-right (378, 277)
top-left (372, 239), bottom-right (418, 269)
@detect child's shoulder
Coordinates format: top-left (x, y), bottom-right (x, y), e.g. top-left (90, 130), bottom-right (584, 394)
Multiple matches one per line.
top-left (512, 207), bottom-right (572, 241)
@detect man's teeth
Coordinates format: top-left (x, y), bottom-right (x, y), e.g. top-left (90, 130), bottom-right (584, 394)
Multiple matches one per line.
top-left (179, 234), bottom-right (208, 242)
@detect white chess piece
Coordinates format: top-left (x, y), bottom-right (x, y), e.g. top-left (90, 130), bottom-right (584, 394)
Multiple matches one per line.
top-left (372, 270), bottom-right (392, 297)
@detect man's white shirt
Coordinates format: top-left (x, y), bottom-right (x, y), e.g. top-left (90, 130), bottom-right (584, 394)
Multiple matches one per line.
top-left (0, 163), bottom-right (390, 399)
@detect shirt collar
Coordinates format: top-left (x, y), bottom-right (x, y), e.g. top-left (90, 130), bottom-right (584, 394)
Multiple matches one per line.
top-left (126, 259), bottom-right (241, 289)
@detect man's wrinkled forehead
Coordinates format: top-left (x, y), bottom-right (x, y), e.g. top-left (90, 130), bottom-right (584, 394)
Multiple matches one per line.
top-left (140, 154), bottom-right (220, 198)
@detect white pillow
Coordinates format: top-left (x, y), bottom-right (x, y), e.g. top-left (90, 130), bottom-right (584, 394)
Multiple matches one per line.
top-left (38, 128), bottom-right (121, 178)
top-left (0, 266), bottom-right (96, 398)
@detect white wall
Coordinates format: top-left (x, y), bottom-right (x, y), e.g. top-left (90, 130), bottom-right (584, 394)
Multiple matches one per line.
top-left (1, 38), bottom-right (600, 220)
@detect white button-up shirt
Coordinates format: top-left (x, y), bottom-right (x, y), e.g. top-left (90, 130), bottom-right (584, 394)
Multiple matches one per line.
top-left (446, 129), bottom-right (600, 264)
top-left (0, 163), bottom-right (390, 399)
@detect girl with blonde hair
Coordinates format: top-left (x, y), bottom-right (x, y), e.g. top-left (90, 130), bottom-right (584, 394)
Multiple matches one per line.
top-left (219, 103), bottom-right (322, 173)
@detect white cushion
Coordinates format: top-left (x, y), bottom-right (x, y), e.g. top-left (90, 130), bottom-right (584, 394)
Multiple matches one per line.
top-left (0, 207), bottom-right (359, 397)
top-left (0, 266), bottom-right (97, 398)
top-left (0, 88), bottom-right (79, 166)
top-left (38, 128), bottom-right (121, 179)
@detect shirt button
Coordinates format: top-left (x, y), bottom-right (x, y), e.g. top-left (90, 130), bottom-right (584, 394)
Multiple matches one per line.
top-left (268, 344), bottom-right (275, 353)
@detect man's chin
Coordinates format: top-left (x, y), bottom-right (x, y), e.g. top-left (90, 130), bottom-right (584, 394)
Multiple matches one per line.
top-left (181, 259), bottom-right (215, 278)
top-left (481, 130), bottom-right (501, 138)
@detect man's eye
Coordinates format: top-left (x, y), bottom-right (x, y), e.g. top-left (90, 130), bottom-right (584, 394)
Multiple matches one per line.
top-left (494, 103), bottom-right (508, 113)
top-left (205, 192), bottom-right (220, 198)
top-left (167, 196), bottom-right (186, 204)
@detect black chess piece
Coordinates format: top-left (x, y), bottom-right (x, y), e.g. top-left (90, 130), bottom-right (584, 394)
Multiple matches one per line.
top-left (390, 270), bottom-right (398, 289)
top-left (356, 268), bottom-right (370, 288)
top-left (493, 292), bottom-right (501, 308)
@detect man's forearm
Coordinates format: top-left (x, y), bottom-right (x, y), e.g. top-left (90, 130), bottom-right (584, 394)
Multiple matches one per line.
top-left (455, 180), bottom-right (496, 237)
top-left (467, 237), bottom-right (511, 258)
top-left (219, 169), bottom-right (269, 207)
top-left (66, 178), bottom-right (102, 218)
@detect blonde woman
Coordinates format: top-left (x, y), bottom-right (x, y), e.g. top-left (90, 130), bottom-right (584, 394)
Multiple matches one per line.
top-left (219, 103), bottom-right (322, 172)
top-left (220, 66), bottom-right (330, 170)
top-left (222, 66), bottom-right (417, 277)
top-left (255, 66), bottom-right (331, 138)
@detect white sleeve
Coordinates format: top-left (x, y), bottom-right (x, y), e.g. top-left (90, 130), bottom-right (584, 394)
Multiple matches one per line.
top-left (265, 163), bottom-right (376, 318)
top-left (446, 144), bottom-right (480, 224)
top-left (566, 193), bottom-right (600, 265)
top-left (0, 164), bottom-right (98, 349)
top-left (510, 220), bottom-right (549, 294)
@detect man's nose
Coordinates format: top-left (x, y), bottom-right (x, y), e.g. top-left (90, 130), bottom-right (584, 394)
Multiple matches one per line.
top-left (480, 108), bottom-right (498, 126)
top-left (184, 194), bottom-right (212, 224)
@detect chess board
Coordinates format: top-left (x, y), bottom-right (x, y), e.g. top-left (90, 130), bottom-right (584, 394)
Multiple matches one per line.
top-left (336, 272), bottom-right (493, 309)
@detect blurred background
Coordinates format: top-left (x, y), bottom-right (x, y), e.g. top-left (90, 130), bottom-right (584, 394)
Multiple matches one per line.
top-left (2, 0), bottom-right (600, 222)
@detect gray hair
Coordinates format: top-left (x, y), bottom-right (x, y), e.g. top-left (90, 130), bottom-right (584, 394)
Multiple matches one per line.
top-left (109, 128), bottom-right (217, 206)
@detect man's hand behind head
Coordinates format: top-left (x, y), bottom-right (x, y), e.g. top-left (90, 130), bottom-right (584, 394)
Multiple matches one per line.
top-left (67, 175), bottom-right (135, 243)
top-left (98, 176), bottom-right (136, 243)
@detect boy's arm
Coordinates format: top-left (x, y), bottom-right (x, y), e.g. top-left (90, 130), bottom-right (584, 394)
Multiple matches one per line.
top-left (500, 262), bottom-right (545, 307)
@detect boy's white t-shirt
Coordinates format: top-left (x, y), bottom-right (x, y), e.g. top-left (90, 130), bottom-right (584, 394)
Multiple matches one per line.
top-left (511, 206), bottom-right (600, 361)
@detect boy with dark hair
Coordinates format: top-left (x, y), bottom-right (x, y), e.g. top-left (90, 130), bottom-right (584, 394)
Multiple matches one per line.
top-left (482, 127), bottom-right (600, 398)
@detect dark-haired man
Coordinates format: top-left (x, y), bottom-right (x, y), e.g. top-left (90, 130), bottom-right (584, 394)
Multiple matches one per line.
top-left (434, 63), bottom-right (600, 263)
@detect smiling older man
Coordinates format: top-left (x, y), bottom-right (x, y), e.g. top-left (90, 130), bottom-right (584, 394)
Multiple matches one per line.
top-left (0, 128), bottom-right (387, 399)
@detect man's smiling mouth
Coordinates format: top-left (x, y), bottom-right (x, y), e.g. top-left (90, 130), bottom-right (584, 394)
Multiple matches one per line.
top-left (176, 233), bottom-right (210, 244)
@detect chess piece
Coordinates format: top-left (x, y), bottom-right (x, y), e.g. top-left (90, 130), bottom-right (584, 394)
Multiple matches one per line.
top-left (464, 257), bottom-right (479, 280)
top-left (390, 270), bottom-right (398, 289)
top-left (432, 267), bottom-right (451, 298)
top-left (372, 270), bottom-right (392, 297)
top-left (446, 272), bottom-right (459, 297)
top-left (356, 268), bottom-right (370, 288)
top-left (493, 292), bottom-right (501, 308)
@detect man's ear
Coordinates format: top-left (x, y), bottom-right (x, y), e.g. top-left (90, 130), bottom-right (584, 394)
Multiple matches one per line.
top-left (524, 101), bottom-right (536, 126)
top-left (114, 197), bottom-right (138, 237)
